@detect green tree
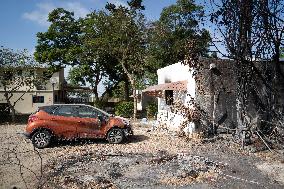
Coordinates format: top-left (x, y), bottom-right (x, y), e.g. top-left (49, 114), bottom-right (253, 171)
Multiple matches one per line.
top-left (35, 8), bottom-right (112, 102)
top-left (0, 47), bottom-right (42, 122)
top-left (147, 0), bottom-right (211, 69)
top-left (35, 8), bottom-right (128, 103)
top-left (97, 0), bottom-right (148, 119)
top-left (34, 8), bottom-right (81, 67)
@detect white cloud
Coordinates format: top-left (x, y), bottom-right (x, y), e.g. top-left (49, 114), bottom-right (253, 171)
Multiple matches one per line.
top-left (109, 0), bottom-right (128, 8)
top-left (23, 1), bottom-right (90, 27)
top-left (63, 2), bottom-right (89, 18)
top-left (23, 3), bottom-right (55, 26)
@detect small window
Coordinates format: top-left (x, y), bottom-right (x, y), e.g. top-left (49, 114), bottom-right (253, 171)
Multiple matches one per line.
top-left (33, 96), bottom-right (44, 103)
top-left (165, 90), bottom-right (173, 105)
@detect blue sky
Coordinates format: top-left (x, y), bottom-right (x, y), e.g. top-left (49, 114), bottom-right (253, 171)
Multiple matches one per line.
top-left (0, 0), bottom-right (224, 54)
top-left (0, 0), bottom-right (179, 52)
top-left (0, 0), bottom-right (224, 94)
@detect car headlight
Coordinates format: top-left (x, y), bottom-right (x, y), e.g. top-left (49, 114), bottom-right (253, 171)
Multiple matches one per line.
top-left (115, 116), bottom-right (130, 125)
top-left (122, 119), bottom-right (130, 125)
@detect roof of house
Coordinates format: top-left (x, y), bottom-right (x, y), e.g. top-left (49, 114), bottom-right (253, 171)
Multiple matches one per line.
top-left (143, 80), bottom-right (187, 97)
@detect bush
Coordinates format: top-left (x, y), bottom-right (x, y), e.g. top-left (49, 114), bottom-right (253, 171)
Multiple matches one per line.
top-left (146, 101), bottom-right (158, 119)
top-left (115, 101), bottom-right (134, 118)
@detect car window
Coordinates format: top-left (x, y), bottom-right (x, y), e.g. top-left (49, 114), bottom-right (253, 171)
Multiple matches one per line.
top-left (54, 106), bottom-right (78, 117)
top-left (78, 106), bottom-right (99, 118)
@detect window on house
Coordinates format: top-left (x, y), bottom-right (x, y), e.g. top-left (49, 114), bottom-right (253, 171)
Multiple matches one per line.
top-left (32, 96), bottom-right (44, 103)
top-left (165, 90), bottom-right (173, 105)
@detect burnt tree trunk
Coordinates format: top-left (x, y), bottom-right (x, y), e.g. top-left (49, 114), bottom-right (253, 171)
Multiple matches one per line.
top-left (235, 0), bottom-right (254, 142)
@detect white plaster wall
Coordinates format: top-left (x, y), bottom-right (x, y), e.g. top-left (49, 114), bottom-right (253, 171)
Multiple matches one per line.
top-left (157, 62), bottom-right (196, 111)
top-left (156, 62), bottom-right (196, 133)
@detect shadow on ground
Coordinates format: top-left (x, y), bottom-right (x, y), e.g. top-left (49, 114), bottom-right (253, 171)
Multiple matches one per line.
top-left (47, 134), bottom-right (149, 148)
top-left (0, 114), bottom-right (30, 125)
top-left (50, 138), bottom-right (108, 148)
top-left (128, 134), bottom-right (149, 143)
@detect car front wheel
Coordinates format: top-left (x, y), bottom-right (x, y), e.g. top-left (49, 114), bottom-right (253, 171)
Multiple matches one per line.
top-left (31, 130), bottom-right (52, 149)
top-left (107, 128), bottom-right (124, 144)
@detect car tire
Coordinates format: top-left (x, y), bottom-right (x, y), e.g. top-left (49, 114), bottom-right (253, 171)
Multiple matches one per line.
top-left (107, 128), bottom-right (124, 144)
top-left (31, 130), bottom-right (52, 149)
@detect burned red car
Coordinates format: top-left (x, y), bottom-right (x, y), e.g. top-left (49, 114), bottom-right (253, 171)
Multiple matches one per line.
top-left (24, 104), bottom-right (133, 148)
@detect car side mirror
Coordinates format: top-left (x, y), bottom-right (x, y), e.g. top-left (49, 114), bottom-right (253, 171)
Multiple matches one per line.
top-left (98, 115), bottom-right (103, 122)
top-left (97, 119), bottom-right (102, 127)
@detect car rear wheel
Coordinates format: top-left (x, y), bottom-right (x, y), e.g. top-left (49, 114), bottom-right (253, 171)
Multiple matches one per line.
top-left (31, 130), bottom-right (52, 149)
top-left (107, 128), bottom-right (124, 144)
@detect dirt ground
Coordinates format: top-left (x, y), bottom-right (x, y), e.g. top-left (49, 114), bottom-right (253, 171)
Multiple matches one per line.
top-left (0, 123), bottom-right (284, 189)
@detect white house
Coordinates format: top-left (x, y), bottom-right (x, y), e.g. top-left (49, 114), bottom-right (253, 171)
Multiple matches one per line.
top-left (143, 62), bottom-right (196, 133)
top-left (143, 58), bottom-right (284, 136)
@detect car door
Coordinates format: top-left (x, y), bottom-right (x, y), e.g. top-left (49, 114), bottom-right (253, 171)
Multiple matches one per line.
top-left (52, 105), bottom-right (80, 139)
top-left (76, 106), bottom-right (103, 138)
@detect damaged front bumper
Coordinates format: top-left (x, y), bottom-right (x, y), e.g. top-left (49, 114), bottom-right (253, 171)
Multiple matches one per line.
top-left (123, 125), bottom-right (134, 137)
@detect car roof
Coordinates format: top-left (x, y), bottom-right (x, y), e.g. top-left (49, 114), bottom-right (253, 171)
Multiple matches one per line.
top-left (39, 104), bottom-right (111, 116)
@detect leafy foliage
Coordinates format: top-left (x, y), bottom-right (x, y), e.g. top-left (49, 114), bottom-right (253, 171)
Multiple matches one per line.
top-left (146, 101), bottom-right (158, 119)
top-left (101, 0), bottom-right (148, 118)
top-left (0, 47), bottom-right (43, 122)
top-left (147, 0), bottom-right (211, 69)
top-left (115, 101), bottom-right (134, 117)
top-left (34, 0), bottom-right (210, 119)
top-left (35, 8), bottom-right (122, 101)
top-left (35, 8), bottom-right (81, 67)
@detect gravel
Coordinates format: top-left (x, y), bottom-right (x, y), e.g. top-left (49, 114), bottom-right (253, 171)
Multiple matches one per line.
top-left (0, 123), bottom-right (284, 189)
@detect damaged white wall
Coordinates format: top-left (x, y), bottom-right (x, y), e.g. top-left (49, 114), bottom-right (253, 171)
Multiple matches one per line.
top-left (156, 62), bottom-right (196, 133)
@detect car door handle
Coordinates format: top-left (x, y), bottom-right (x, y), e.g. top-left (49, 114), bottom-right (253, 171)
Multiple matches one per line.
top-left (78, 121), bottom-right (82, 123)
top-left (51, 118), bottom-right (55, 121)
